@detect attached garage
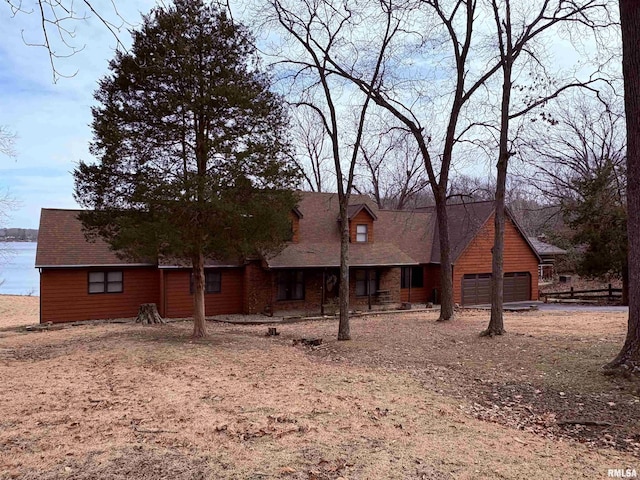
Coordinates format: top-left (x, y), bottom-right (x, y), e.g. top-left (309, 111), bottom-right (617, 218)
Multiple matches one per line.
top-left (461, 271), bottom-right (531, 305)
top-left (503, 272), bottom-right (530, 303)
top-left (461, 273), bottom-right (491, 305)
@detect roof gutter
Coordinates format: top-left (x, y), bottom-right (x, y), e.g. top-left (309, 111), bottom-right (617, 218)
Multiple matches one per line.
top-left (267, 262), bottom-right (420, 268)
top-left (35, 263), bottom-right (156, 268)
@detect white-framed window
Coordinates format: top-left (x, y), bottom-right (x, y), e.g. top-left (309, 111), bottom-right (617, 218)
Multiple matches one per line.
top-left (356, 224), bottom-right (368, 242)
top-left (88, 271), bottom-right (123, 294)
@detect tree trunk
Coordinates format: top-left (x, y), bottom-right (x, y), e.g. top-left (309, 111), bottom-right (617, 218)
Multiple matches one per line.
top-left (605, 0), bottom-right (640, 373)
top-left (135, 303), bottom-right (165, 324)
top-left (337, 199), bottom-right (351, 341)
top-left (483, 182), bottom-right (507, 337)
top-left (482, 3), bottom-right (512, 337)
top-left (484, 128), bottom-right (510, 337)
top-left (622, 261), bottom-right (629, 307)
top-left (192, 252), bottom-right (207, 338)
top-left (435, 189), bottom-right (455, 321)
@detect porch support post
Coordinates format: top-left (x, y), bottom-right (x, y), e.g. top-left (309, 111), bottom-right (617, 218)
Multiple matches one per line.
top-left (367, 269), bottom-right (372, 310)
top-left (321, 269), bottom-right (326, 316)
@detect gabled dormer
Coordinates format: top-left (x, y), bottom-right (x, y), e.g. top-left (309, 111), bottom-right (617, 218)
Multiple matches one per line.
top-left (347, 204), bottom-right (377, 243)
top-left (290, 207), bottom-right (303, 243)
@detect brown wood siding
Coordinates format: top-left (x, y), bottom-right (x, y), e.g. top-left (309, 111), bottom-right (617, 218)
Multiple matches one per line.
top-left (401, 265), bottom-right (429, 303)
top-left (424, 264), bottom-right (441, 303)
top-left (159, 269), bottom-right (166, 317)
top-left (349, 210), bottom-right (374, 243)
top-left (40, 267), bottom-right (159, 323)
top-left (453, 214), bottom-right (539, 304)
top-left (164, 268), bottom-right (244, 318)
top-left (290, 212), bottom-right (300, 243)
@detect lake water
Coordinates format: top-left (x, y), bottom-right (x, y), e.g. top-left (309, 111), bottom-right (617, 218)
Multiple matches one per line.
top-left (0, 242), bottom-right (39, 296)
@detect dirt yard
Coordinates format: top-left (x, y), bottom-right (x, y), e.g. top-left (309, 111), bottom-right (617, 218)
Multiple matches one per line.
top-left (0, 297), bottom-right (638, 479)
top-left (0, 295), bottom-right (39, 329)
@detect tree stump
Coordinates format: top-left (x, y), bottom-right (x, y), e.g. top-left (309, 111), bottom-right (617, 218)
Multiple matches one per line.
top-left (136, 303), bottom-right (165, 325)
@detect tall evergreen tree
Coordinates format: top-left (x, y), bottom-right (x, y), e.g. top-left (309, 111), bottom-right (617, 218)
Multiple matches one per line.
top-left (74, 0), bottom-right (300, 338)
top-left (563, 162), bottom-right (628, 302)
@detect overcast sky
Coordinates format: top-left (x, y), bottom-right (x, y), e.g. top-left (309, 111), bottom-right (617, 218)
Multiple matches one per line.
top-left (0, 1), bottom-right (619, 229)
top-left (0, 1), bottom-right (155, 229)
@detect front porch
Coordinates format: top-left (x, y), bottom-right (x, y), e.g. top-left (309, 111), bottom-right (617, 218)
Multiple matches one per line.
top-left (263, 266), bottom-right (404, 317)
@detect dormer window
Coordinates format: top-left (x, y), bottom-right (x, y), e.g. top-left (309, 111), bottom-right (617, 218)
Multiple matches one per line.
top-left (356, 224), bottom-right (368, 243)
top-left (346, 203), bottom-right (377, 243)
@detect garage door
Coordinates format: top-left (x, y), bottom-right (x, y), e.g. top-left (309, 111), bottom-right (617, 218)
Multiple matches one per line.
top-left (503, 272), bottom-right (530, 302)
top-left (461, 273), bottom-right (492, 305)
top-left (462, 272), bottom-right (531, 305)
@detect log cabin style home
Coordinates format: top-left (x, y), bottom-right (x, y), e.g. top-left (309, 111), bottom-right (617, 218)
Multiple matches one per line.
top-left (35, 192), bottom-right (541, 323)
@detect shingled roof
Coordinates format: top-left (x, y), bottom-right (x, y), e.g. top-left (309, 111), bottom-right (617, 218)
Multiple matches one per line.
top-left (35, 209), bottom-right (154, 268)
top-left (347, 203), bottom-right (378, 220)
top-left (528, 237), bottom-right (567, 256)
top-left (426, 201), bottom-right (495, 264)
top-left (36, 209), bottom-right (243, 268)
top-left (425, 201), bottom-right (541, 264)
top-left (38, 193), bottom-right (531, 270)
top-left (265, 192), bottom-right (434, 268)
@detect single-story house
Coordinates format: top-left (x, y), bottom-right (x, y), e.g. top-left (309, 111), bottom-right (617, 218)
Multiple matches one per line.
top-left (35, 192), bottom-right (541, 323)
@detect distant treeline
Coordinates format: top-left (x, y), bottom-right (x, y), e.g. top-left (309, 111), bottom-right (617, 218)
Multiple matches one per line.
top-left (0, 228), bottom-right (38, 242)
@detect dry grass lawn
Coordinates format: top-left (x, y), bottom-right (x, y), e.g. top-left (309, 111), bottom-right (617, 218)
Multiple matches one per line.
top-left (0, 297), bottom-right (638, 479)
top-left (0, 295), bottom-right (39, 329)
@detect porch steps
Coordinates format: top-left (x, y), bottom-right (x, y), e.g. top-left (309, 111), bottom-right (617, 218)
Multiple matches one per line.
top-left (375, 290), bottom-right (393, 305)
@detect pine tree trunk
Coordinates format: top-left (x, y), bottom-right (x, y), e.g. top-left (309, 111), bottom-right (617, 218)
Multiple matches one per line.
top-left (192, 252), bottom-right (207, 338)
top-left (435, 191), bottom-right (455, 322)
top-left (135, 303), bottom-right (165, 324)
top-left (606, 0), bottom-right (640, 373)
top-left (338, 200), bottom-right (351, 341)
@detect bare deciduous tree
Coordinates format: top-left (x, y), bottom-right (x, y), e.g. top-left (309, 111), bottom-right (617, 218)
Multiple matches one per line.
top-left (267, 0), bottom-right (391, 340)
top-left (3, 0), bottom-right (129, 82)
top-left (531, 95), bottom-right (626, 203)
top-left (481, 0), bottom-right (613, 337)
top-left (267, 0), bottom-right (509, 321)
top-left (356, 116), bottom-right (428, 210)
top-left (0, 126), bottom-right (16, 158)
top-left (0, 126), bottom-right (18, 277)
top-left (531, 96), bottom-right (628, 299)
top-left (291, 107), bottom-right (335, 192)
top-left (606, 0), bottom-right (640, 374)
